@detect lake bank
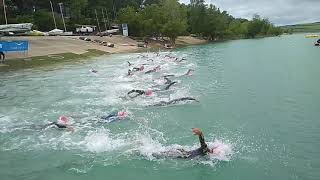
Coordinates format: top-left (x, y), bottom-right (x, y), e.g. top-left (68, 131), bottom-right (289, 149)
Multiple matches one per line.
top-left (0, 35), bottom-right (207, 70)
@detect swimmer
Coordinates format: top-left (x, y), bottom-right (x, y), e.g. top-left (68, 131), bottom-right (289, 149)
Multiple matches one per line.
top-left (90, 68), bottom-right (98, 73)
top-left (145, 65), bottom-right (161, 74)
top-left (128, 69), bottom-right (133, 76)
top-left (133, 65), bottom-right (144, 72)
top-left (164, 55), bottom-right (175, 59)
top-left (45, 116), bottom-right (74, 132)
top-left (127, 61), bottom-right (133, 66)
top-left (164, 81), bottom-right (177, 90)
top-left (164, 77), bottom-right (172, 84)
top-left (151, 97), bottom-right (198, 106)
top-left (139, 54), bottom-right (148, 58)
top-left (100, 111), bottom-right (127, 123)
top-left (175, 57), bottom-right (187, 62)
top-left (163, 74), bottom-right (175, 78)
top-left (127, 89), bottom-right (153, 98)
top-left (155, 128), bottom-right (218, 159)
top-left (163, 69), bottom-right (194, 78)
top-left (185, 69), bottom-right (194, 76)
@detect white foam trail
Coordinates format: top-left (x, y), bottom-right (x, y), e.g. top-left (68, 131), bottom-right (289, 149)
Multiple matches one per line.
top-left (208, 139), bottom-right (233, 161)
top-left (81, 128), bottom-right (127, 153)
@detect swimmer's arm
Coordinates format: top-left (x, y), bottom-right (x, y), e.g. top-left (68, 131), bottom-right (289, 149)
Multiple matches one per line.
top-left (127, 90), bottom-right (135, 95)
top-left (192, 128), bottom-right (207, 148)
top-left (165, 82), bottom-right (176, 90)
top-left (198, 133), bottom-right (208, 148)
top-left (43, 121), bottom-right (55, 128)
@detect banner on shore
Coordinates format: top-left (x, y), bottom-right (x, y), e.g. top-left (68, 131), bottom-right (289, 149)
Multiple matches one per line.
top-left (0, 41), bottom-right (29, 52)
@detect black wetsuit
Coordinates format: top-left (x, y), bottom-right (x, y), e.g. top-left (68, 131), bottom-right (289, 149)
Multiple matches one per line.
top-left (178, 133), bottom-right (209, 158)
top-left (100, 112), bottom-right (119, 123)
top-left (145, 69), bottom-right (156, 74)
top-left (164, 77), bottom-right (172, 85)
top-left (165, 82), bottom-right (177, 90)
top-left (128, 69), bottom-right (132, 76)
top-left (46, 122), bottom-right (67, 129)
top-left (127, 89), bottom-right (145, 98)
top-left (153, 133), bottom-right (209, 159)
top-left (152, 97), bottom-right (197, 106)
top-left (163, 75), bottom-right (175, 78)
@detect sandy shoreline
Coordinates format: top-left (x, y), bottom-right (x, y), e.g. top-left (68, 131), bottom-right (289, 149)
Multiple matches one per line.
top-left (0, 35), bottom-right (207, 60)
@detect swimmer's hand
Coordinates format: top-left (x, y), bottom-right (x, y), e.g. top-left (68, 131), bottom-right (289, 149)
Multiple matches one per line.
top-left (191, 128), bottom-right (202, 136)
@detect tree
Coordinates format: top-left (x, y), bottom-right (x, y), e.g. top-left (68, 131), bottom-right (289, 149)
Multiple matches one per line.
top-left (117, 6), bottom-right (143, 36)
top-left (141, 4), bottom-right (164, 37)
top-left (33, 9), bottom-right (63, 31)
top-left (68, 0), bottom-right (88, 24)
top-left (247, 14), bottom-right (263, 38)
top-left (3, 0), bottom-right (282, 39)
top-left (160, 0), bottom-right (187, 44)
top-left (189, 0), bottom-right (206, 35)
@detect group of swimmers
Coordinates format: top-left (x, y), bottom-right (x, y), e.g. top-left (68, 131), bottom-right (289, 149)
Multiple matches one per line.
top-left (45, 52), bottom-right (218, 159)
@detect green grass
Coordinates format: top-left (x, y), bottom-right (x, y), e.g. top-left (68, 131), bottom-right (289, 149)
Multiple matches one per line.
top-left (0, 49), bottom-right (108, 71)
top-left (281, 22), bottom-right (320, 33)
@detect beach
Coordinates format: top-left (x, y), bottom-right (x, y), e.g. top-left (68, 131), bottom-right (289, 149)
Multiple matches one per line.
top-left (0, 35), bottom-right (207, 60)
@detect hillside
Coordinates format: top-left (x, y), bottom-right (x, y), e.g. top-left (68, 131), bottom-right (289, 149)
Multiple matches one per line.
top-left (281, 22), bottom-right (320, 33)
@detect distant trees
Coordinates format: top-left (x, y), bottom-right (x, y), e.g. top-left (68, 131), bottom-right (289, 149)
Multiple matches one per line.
top-left (185, 1), bottom-right (282, 40)
top-left (2, 0), bottom-right (283, 43)
top-left (117, 0), bottom-right (187, 44)
top-left (161, 0), bottom-right (187, 44)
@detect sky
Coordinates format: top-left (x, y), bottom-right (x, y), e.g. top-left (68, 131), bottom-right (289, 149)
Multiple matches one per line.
top-left (179, 0), bottom-right (320, 26)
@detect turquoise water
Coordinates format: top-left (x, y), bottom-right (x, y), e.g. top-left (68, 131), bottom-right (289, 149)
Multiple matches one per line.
top-left (0, 34), bottom-right (319, 180)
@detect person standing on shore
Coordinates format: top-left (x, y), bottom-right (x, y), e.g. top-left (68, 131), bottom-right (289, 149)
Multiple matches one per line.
top-left (0, 51), bottom-right (5, 63)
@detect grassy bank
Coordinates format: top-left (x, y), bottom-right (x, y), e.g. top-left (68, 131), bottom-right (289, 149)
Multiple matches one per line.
top-left (0, 49), bottom-right (107, 71)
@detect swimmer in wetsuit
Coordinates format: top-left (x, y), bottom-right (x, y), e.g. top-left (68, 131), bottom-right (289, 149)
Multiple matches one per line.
top-left (145, 65), bottom-right (160, 74)
top-left (185, 69), bottom-right (194, 76)
top-left (177, 128), bottom-right (214, 158)
top-left (163, 69), bottom-right (194, 78)
top-left (133, 65), bottom-right (144, 72)
top-left (100, 111), bottom-right (127, 123)
top-left (90, 68), bottom-right (98, 73)
top-left (127, 89), bottom-right (153, 98)
top-left (151, 97), bottom-right (198, 106)
top-left (175, 57), bottom-right (187, 62)
top-left (164, 81), bottom-right (177, 90)
top-left (128, 69), bottom-right (133, 76)
top-left (164, 77), bottom-right (172, 84)
top-left (45, 116), bottom-right (74, 132)
top-left (154, 128), bottom-right (217, 159)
